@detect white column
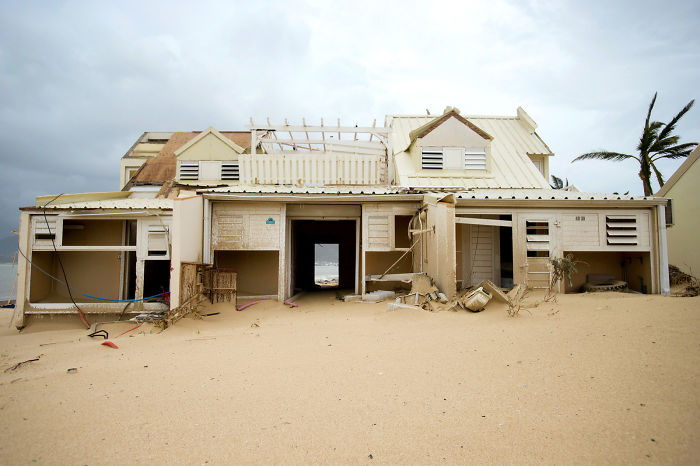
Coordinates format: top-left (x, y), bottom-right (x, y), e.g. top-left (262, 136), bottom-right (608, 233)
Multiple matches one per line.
top-left (657, 205), bottom-right (670, 295)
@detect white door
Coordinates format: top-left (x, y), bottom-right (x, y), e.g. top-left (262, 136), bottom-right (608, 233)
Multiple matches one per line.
top-left (464, 224), bottom-right (500, 287)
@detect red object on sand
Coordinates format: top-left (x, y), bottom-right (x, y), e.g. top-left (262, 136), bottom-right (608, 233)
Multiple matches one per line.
top-left (101, 341), bottom-right (119, 349)
top-left (115, 323), bottom-right (142, 338)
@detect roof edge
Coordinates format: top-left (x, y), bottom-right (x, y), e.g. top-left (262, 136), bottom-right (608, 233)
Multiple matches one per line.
top-left (35, 191), bottom-right (131, 207)
top-left (656, 144), bottom-right (700, 196)
top-left (409, 110), bottom-right (494, 143)
top-left (174, 127), bottom-right (245, 157)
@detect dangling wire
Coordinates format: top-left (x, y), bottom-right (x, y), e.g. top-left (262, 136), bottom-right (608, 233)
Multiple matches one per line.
top-left (41, 194), bottom-right (90, 329)
top-left (16, 246), bottom-right (169, 302)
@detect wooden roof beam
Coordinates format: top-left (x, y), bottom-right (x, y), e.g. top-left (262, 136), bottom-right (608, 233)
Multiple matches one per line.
top-left (247, 124), bottom-right (389, 136)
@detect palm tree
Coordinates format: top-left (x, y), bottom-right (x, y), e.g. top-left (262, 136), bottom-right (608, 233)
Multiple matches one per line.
top-left (572, 93), bottom-right (697, 196)
top-left (550, 175), bottom-right (569, 189)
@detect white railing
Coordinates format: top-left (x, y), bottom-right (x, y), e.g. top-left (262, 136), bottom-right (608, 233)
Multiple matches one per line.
top-left (239, 153), bottom-right (386, 185)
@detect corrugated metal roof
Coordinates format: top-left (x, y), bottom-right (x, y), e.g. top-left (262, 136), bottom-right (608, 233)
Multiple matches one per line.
top-left (199, 185), bottom-right (663, 203)
top-left (454, 188), bottom-right (663, 202)
top-left (38, 198), bottom-right (173, 210)
top-left (387, 113), bottom-right (553, 189)
top-left (199, 185), bottom-right (403, 195)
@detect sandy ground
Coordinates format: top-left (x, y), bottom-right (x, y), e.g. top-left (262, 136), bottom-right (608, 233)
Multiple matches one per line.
top-left (0, 291), bottom-right (698, 465)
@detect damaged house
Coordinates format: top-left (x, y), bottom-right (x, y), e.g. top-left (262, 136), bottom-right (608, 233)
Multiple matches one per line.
top-left (12, 107), bottom-right (670, 328)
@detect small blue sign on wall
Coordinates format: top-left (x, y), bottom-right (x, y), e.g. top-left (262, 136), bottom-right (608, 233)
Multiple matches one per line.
top-left (266, 217), bottom-right (275, 225)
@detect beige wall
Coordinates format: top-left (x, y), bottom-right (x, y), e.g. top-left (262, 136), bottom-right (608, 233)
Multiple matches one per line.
top-left (215, 250), bottom-right (279, 296)
top-left (419, 116), bottom-right (488, 149)
top-left (28, 251), bottom-right (54, 302)
top-left (563, 251), bottom-right (652, 293)
top-left (212, 202), bottom-right (283, 250)
top-left (62, 219), bottom-right (123, 246)
top-left (365, 251), bottom-right (412, 275)
top-left (170, 196), bottom-right (204, 307)
top-left (424, 201), bottom-right (457, 298)
top-left (365, 251), bottom-right (413, 292)
top-left (665, 159), bottom-right (700, 277)
top-left (30, 251), bottom-right (121, 303)
top-left (178, 133), bottom-right (240, 161)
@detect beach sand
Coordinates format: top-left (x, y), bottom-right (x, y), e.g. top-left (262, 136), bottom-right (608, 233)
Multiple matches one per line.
top-left (0, 291), bottom-right (698, 464)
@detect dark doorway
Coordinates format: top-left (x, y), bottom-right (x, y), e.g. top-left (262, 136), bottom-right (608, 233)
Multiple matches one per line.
top-left (143, 260), bottom-right (170, 298)
top-left (291, 220), bottom-right (356, 292)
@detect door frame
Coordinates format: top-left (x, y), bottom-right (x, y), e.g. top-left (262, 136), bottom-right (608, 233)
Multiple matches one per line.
top-left (285, 217), bottom-right (361, 298)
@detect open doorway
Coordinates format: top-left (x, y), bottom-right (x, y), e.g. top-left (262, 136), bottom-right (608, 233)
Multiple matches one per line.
top-left (290, 220), bottom-right (356, 293)
top-left (314, 243), bottom-right (339, 287)
top-left (456, 214), bottom-right (514, 290)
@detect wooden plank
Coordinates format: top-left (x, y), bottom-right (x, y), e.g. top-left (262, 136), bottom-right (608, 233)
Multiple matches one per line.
top-left (366, 273), bottom-right (423, 282)
top-left (260, 139), bottom-right (385, 150)
top-left (210, 269), bottom-right (237, 304)
top-left (455, 217), bottom-right (512, 227)
top-left (250, 124), bottom-right (390, 135)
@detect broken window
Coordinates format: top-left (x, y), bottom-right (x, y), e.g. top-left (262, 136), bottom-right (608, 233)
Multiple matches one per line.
top-left (394, 215), bottom-right (412, 249)
top-left (143, 260), bottom-right (171, 298)
top-left (62, 219), bottom-right (125, 246)
top-left (531, 158), bottom-right (544, 176)
top-left (32, 215), bottom-right (57, 246)
top-left (526, 221), bottom-right (549, 258)
top-left (147, 224), bottom-right (169, 257)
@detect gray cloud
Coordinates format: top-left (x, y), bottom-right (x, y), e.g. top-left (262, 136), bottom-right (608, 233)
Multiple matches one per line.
top-left (0, 0), bottom-right (698, 237)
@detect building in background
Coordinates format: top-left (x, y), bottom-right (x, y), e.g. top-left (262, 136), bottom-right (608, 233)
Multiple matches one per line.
top-left (12, 106), bottom-right (671, 328)
top-left (656, 145), bottom-right (700, 278)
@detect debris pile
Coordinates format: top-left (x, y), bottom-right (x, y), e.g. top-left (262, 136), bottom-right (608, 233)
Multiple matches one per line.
top-left (669, 265), bottom-right (699, 297)
top-left (389, 275), bottom-right (519, 313)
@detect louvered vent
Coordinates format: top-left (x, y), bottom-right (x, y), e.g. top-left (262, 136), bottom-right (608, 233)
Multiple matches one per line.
top-left (221, 162), bottom-right (240, 180)
top-left (606, 215), bottom-right (638, 245)
top-left (526, 220), bottom-right (549, 257)
top-left (179, 162), bottom-right (199, 180)
top-left (33, 216), bottom-right (57, 245)
top-left (464, 150), bottom-right (487, 170)
top-left (147, 224), bottom-right (169, 256)
top-left (421, 148), bottom-right (443, 169)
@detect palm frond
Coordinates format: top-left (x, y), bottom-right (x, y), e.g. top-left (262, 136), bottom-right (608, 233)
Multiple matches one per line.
top-left (652, 152), bottom-right (693, 160)
top-left (550, 175), bottom-right (563, 189)
top-left (644, 92), bottom-right (658, 131)
top-left (650, 162), bottom-right (665, 189)
top-left (656, 99), bottom-right (695, 142)
top-left (638, 121), bottom-right (663, 153)
top-left (651, 142), bottom-right (698, 161)
top-left (572, 151), bottom-right (636, 162)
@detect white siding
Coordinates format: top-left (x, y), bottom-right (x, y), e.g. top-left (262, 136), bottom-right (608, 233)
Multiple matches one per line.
top-left (239, 153), bottom-right (385, 185)
top-left (212, 203), bottom-right (283, 250)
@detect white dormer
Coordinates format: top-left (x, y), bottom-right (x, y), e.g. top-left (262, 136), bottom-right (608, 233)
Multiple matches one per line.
top-left (410, 109), bottom-right (493, 174)
top-left (175, 127), bottom-right (245, 182)
top-left (389, 106), bottom-right (552, 189)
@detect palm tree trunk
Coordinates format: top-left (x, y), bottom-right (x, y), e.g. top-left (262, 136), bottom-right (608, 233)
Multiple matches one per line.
top-left (639, 155), bottom-right (653, 196)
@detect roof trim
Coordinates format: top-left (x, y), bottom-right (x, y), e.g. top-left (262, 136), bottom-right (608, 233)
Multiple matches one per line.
top-left (35, 191), bottom-right (131, 207)
top-left (656, 145), bottom-right (700, 196)
top-left (174, 127), bottom-right (244, 157)
top-left (409, 110), bottom-right (493, 142)
top-left (202, 193), bottom-right (424, 202)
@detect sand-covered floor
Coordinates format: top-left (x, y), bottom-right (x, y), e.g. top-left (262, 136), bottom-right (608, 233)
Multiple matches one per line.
top-left (0, 291), bottom-right (698, 464)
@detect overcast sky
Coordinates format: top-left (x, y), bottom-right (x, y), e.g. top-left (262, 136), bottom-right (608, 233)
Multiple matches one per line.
top-left (1, 0), bottom-right (698, 236)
